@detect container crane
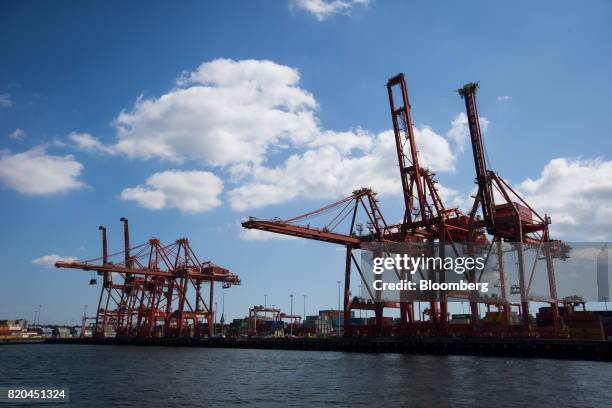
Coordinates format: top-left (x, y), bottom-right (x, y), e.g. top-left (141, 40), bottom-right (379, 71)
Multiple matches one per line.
top-left (459, 82), bottom-right (560, 330)
top-left (243, 187), bottom-right (392, 336)
top-left (244, 74), bottom-right (480, 336)
top-left (56, 219), bottom-right (240, 338)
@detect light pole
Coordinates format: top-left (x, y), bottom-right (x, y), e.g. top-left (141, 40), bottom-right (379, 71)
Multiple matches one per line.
top-left (337, 280), bottom-right (341, 336)
top-left (290, 294), bottom-right (294, 336)
top-left (358, 284), bottom-right (362, 318)
top-left (221, 292), bottom-right (226, 335)
top-left (264, 294), bottom-right (268, 320)
top-left (214, 301), bottom-right (218, 336)
top-left (302, 294), bottom-right (307, 321)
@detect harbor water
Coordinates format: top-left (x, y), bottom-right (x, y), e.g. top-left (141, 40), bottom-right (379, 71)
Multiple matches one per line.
top-left (1, 344), bottom-right (611, 407)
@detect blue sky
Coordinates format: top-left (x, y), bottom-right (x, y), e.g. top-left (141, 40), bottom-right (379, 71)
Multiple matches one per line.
top-left (1, 0), bottom-right (611, 324)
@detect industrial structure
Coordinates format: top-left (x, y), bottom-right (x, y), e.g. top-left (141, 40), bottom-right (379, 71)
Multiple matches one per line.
top-left (53, 72), bottom-right (607, 342)
top-left (246, 305), bottom-right (301, 336)
top-left (55, 218), bottom-right (240, 338)
top-left (243, 73), bottom-right (570, 339)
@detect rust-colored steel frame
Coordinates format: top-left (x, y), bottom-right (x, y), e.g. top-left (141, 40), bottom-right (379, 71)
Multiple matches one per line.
top-left (247, 305), bottom-right (301, 335)
top-left (243, 188), bottom-right (392, 336)
top-left (243, 73), bottom-right (564, 339)
top-left (248, 305), bottom-right (281, 335)
top-left (56, 219), bottom-right (240, 338)
top-left (459, 82), bottom-right (560, 330)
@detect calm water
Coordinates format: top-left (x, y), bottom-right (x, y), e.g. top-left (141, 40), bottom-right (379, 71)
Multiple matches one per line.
top-left (1, 344), bottom-right (611, 407)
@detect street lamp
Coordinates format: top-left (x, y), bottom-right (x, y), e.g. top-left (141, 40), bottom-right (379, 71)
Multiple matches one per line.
top-left (221, 291), bottom-right (226, 335)
top-left (264, 294), bottom-right (268, 320)
top-left (214, 301), bottom-right (218, 336)
top-left (337, 280), bottom-right (341, 336)
top-left (302, 294), bottom-right (307, 321)
top-left (358, 284), bottom-right (362, 318)
top-left (290, 294), bottom-right (294, 336)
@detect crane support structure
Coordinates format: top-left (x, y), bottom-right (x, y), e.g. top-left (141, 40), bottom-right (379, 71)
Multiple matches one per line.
top-left (56, 219), bottom-right (240, 338)
top-left (243, 73), bottom-right (565, 339)
top-left (459, 83), bottom-right (560, 329)
top-left (243, 188), bottom-right (390, 336)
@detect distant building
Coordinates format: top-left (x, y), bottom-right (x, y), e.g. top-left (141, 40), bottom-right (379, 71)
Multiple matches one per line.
top-left (597, 244), bottom-right (609, 302)
top-left (318, 310), bottom-right (354, 328)
top-left (0, 319), bottom-right (38, 339)
top-left (52, 327), bottom-right (72, 338)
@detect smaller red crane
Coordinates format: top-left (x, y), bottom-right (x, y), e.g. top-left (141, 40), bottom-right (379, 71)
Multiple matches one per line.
top-left (55, 219), bottom-right (240, 338)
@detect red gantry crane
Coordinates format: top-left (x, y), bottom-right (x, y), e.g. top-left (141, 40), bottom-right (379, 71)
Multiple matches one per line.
top-left (459, 82), bottom-right (561, 330)
top-left (244, 74), bottom-right (483, 336)
top-left (55, 219), bottom-right (240, 338)
top-left (248, 305), bottom-right (281, 335)
top-left (243, 187), bottom-right (394, 336)
top-left (244, 73), bottom-right (565, 338)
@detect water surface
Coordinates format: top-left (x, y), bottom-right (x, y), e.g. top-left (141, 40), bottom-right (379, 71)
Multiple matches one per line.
top-left (1, 344), bottom-right (610, 407)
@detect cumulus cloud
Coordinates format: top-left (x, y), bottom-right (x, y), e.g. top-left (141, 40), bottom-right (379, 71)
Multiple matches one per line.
top-left (69, 132), bottom-right (115, 154)
top-left (8, 128), bottom-right (26, 140)
top-left (0, 146), bottom-right (86, 195)
top-left (497, 95), bottom-right (512, 102)
top-left (570, 246), bottom-right (610, 261)
top-left (0, 94), bottom-right (13, 108)
top-left (516, 158), bottom-right (612, 240)
top-left (447, 112), bottom-right (490, 152)
top-left (68, 59), bottom-right (460, 212)
top-left (228, 126), bottom-right (457, 211)
top-left (32, 254), bottom-right (77, 267)
top-left (120, 170), bottom-right (223, 213)
top-left (292, 0), bottom-right (370, 21)
top-left (113, 59), bottom-right (319, 166)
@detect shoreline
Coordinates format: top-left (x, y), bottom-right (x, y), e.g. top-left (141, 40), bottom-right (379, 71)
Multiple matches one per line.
top-left (32, 336), bottom-right (612, 362)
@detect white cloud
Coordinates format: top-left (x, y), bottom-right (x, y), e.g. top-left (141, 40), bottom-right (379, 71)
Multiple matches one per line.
top-left (447, 112), bottom-right (490, 152)
top-left (0, 94), bottom-right (13, 108)
top-left (292, 0), bottom-right (370, 21)
top-left (240, 228), bottom-right (297, 241)
top-left (570, 246), bottom-right (610, 261)
top-left (32, 254), bottom-right (77, 267)
top-left (113, 59), bottom-right (319, 166)
top-left (69, 132), bottom-right (115, 154)
top-left (516, 158), bottom-right (612, 240)
top-left (8, 128), bottom-right (26, 140)
top-left (497, 95), bottom-right (512, 102)
top-left (307, 128), bottom-right (373, 153)
top-left (69, 59), bottom-right (459, 212)
top-left (228, 125), bottom-right (457, 211)
top-left (120, 170), bottom-right (223, 213)
top-left (0, 146), bottom-right (86, 195)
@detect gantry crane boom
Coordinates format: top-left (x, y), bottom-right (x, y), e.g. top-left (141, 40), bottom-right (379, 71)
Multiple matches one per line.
top-left (241, 219), bottom-right (362, 246)
top-left (55, 261), bottom-right (240, 283)
top-left (387, 73), bottom-right (429, 231)
top-left (459, 82), bottom-right (497, 235)
top-left (242, 188), bottom-right (388, 246)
